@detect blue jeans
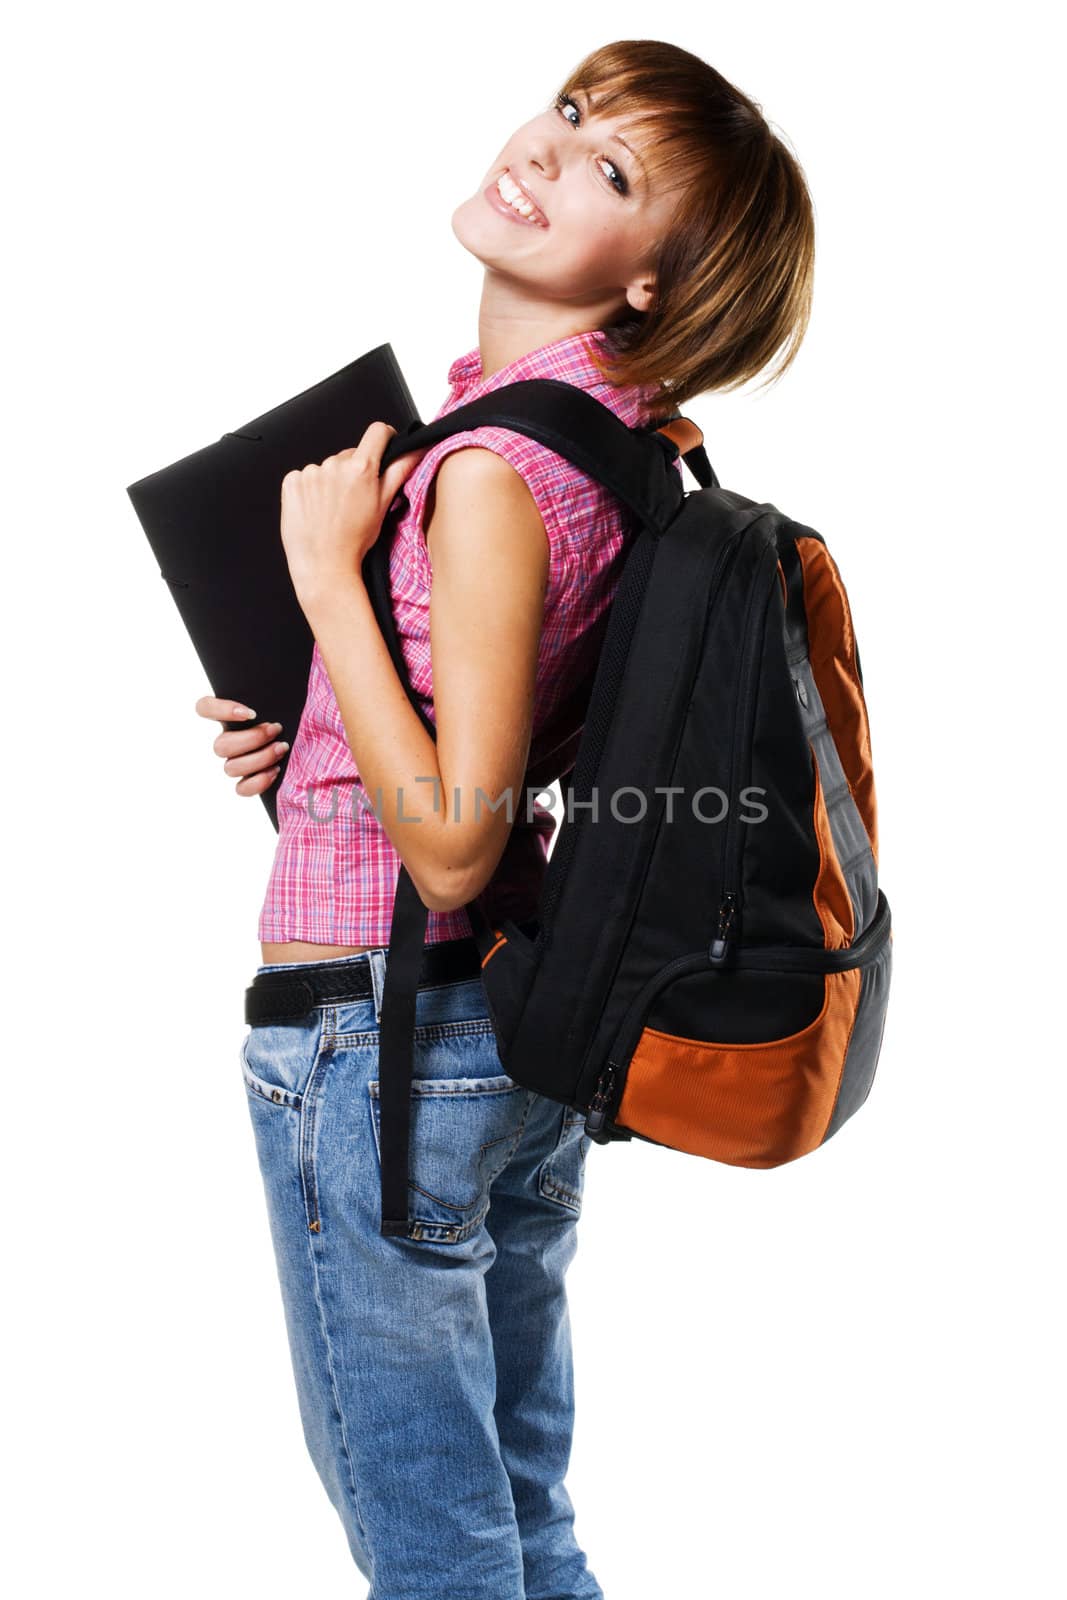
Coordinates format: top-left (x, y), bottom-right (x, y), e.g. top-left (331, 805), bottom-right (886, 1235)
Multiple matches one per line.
top-left (238, 947), bottom-right (602, 1600)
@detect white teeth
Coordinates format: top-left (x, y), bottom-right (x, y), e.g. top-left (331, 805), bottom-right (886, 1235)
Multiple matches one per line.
top-left (497, 173), bottom-right (542, 222)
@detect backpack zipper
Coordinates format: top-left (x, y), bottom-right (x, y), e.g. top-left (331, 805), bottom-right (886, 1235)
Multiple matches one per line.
top-left (585, 1062), bottom-right (618, 1135)
top-left (710, 541), bottom-right (779, 965)
top-left (585, 889), bottom-right (891, 1136)
top-left (709, 890), bottom-right (739, 962)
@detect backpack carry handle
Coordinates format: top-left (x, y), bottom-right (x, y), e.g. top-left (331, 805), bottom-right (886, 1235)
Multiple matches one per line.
top-left (654, 412), bottom-right (718, 490)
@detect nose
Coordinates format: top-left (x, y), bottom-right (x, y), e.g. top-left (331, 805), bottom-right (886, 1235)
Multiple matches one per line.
top-left (522, 131), bottom-right (558, 181)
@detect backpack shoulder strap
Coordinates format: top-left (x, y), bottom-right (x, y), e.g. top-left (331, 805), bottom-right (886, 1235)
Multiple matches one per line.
top-left (370, 373), bottom-right (705, 1237)
top-left (380, 377), bottom-right (691, 536)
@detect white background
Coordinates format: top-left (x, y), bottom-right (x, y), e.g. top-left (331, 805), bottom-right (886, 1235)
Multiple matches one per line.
top-left (4, 2), bottom-right (1062, 1595)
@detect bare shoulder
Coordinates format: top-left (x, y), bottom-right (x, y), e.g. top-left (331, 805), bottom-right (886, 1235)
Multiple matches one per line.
top-left (425, 445), bottom-right (549, 588)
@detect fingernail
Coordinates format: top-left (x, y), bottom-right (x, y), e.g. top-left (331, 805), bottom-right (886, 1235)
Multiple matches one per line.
top-left (274, 742), bottom-right (289, 755)
top-left (233, 705), bottom-right (256, 719)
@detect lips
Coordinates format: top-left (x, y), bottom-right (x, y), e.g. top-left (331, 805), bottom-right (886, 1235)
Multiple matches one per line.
top-left (507, 170), bottom-right (549, 224)
top-left (483, 169), bottom-right (550, 228)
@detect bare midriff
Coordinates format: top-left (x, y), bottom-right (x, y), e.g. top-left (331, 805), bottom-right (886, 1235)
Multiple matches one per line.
top-left (260, 941), bottom-right (377, 964)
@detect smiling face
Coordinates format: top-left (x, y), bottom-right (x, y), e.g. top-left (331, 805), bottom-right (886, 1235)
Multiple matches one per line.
top-left (452, 87), bottom-right (683, 326)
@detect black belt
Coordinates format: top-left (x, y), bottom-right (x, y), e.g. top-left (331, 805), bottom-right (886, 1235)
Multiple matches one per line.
top-left (244, 934), bottom-right (484, 1027)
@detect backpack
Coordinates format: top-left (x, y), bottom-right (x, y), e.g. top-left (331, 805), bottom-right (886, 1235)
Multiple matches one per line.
top-left (367, 380), bottom-right (892, 1238)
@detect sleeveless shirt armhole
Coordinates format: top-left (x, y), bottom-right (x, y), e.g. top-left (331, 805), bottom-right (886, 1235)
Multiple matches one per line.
top-left (403, 427), bottom-right (566, 604)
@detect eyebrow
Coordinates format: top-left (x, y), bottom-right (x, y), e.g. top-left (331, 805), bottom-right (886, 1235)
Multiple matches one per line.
top-left (577, 88), bottom-right (648, 187)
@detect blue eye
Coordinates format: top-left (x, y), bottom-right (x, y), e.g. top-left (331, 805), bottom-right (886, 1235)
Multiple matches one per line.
top-left (552, 92), bottom-right (630, 196)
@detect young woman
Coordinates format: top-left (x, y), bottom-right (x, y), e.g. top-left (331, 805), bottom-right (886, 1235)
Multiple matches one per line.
top-left (196, 39), bottom-right (814, 1600)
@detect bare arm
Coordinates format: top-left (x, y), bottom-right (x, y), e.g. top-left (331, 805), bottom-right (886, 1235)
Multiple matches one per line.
top-left (302, 446), bottom-right (549, 912)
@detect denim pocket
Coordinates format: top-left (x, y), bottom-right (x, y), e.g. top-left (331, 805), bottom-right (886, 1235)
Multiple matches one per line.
top-left (239, 1016), bottom-right (324, 1111)
top-left (538, 1106), bottom-right (591, 1217)
top-left (239, 1013), bottom-right (334, 1234)
top-left (368, 1018), bottom-right (533, 1244)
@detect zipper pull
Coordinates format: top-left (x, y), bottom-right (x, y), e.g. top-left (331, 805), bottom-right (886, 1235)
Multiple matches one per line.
top-left (709, 891), bottom-right (739, 964)
top-left (585, 1062), bottom-right (619, 1137)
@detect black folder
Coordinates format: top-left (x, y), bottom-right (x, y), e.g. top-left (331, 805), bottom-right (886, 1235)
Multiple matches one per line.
top-left (126, 343), bottom-right (422, 830)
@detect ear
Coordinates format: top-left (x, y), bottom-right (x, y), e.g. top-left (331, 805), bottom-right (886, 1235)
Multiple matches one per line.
top-left (624, 274), bottom-right (657, 315)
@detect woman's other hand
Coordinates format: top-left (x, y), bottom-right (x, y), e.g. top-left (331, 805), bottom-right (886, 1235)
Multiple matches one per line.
top-left (194, 697), bottom-right (289, 796)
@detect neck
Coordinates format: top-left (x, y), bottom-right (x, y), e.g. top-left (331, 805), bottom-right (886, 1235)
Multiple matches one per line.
top-left (474, 274), bottom-right (627, 382)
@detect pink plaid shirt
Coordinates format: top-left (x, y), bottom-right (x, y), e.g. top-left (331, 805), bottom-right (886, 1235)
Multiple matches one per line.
top-left (258, 327), bottom-right (677, 946)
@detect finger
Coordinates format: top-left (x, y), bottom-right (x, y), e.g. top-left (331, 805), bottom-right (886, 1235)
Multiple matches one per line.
top-left (352, 420), bottom-right (400, 465)
top-left (326, 423), bottom-right (398, 467)
top-left (221, 737), bottom-right (290, 780)
top-left (379, 447), bottom-right (427, 506)
top-left (361, 420), bottom-right (399, 444)
top-left (233, 765), bottom-right (282, 796)
top-left (213, 721), bottom-right (285, 759)
top-left (196, 695), bottom-right (259, 723)
top-left (383, 439), bottom-right (427, 468)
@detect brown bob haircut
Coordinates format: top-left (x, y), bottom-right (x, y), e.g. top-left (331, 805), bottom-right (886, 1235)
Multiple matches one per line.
top-left (556, 40), bottom-right (816, 410)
